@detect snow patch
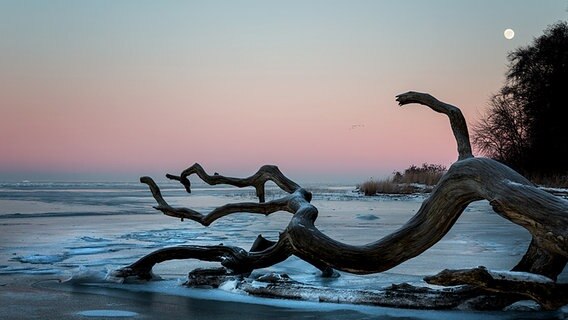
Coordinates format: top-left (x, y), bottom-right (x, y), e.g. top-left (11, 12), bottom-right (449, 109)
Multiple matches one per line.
top-left (488, 270), bottom-right (554, 283)
top-left (79, 236), bottom-right (109, 242)
top-left (503, 300), bottom-right (541, 311)
top-left (218, 279), bottom-right (241, 293)
top-left (64, 266), bottom-right (126, 284)
top-left (66, 247), bottom-right (120, 255)
top-left (504, 180), bottom-right (526, 187)
top-left (249, 280), bottom-right (269, 289)
top-left (64, 266), bottom-right (108, 283)
top-left (539, 186), bottom-right (568, 194)
top-left (561, 305), bottom-right (568, 318)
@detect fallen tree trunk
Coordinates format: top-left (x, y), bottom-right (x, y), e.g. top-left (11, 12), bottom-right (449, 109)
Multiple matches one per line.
top-left (115, 91), bottom-right (568, 310)
top-left (424, 266), bottom-right (568, 310)
top-left (182, 268), bottom-right (530, 311)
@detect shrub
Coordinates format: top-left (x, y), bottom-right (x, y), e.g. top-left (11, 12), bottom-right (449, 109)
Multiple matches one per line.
top-left (358, 163), bottom-right (447, 195)
top-left (392, 163), bottom-right (447, 185)
top-left (357, 178), bottom-right (418, 195)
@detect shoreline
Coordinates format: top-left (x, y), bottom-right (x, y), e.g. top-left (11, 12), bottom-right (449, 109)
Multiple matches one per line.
top-left (3, 274), bottom-right (566, 320)
top-left (1, 182), bottom-right (566, 319)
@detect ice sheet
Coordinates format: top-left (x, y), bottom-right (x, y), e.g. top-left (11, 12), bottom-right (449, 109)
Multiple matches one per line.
top-left (1, 181), bottom-right (566, 318)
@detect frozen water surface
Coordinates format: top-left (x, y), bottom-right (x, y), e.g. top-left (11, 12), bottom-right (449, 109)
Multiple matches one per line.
top-left (77, 310), bottom-right (138, 317)
top-left (0, 181), bottom-right (566, 319)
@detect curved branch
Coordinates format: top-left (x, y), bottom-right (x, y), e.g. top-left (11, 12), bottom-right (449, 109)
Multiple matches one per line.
top-left (140, 176), bottom-right (295, 226)
top-left (396, 91), bottom-right (473, 160)
top-left (113, 245), bottom-right (249, 280)
top-left (114, 234), bottom-right (294, 280)
top-left (166, 163), bottom-right (301, 203)
top-left (285, 157), bottom-right (568, 276)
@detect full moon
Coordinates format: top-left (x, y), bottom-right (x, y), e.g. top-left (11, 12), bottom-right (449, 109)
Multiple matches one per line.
top-left (504, 28), bottom-right (515, 40)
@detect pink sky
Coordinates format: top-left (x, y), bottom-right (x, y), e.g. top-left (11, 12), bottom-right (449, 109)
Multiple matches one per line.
top-left (1, 1), bottom-right (566, 182)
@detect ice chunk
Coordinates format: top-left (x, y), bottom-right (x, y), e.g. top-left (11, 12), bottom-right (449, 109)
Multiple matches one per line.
top-left (12, 254), bottom-right (67, 264)
top-left (79, 236), bottom-right (109, 242)
top-left (503, 300), bottom-right (540, 311)
top-left (77, 310), bottom-right (138, 317)
top-left (64, 266), bottom-right (109, 284)
top-left (356, 214), bottom-right (380, 221)
top-left (66, 247), bottom-right (120, 255)
top-left (218, 279), bottom-right (241, 293)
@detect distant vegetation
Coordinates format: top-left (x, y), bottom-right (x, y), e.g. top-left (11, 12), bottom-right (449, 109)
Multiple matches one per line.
top-left (357, 163), bottom-right (447, 196)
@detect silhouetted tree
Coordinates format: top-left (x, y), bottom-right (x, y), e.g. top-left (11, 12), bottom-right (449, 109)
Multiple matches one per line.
top-left (473, 21), bottom-right (568, 177)
top-left (473, 92), bottom-right (528, 171)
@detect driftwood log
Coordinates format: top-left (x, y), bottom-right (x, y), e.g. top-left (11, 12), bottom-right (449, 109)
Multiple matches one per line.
top-left (115, 91), bottom-right (568, 310)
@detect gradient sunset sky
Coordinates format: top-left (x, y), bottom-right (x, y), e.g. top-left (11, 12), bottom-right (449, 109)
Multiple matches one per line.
top-left (1, 1), bottom-right (566, 182)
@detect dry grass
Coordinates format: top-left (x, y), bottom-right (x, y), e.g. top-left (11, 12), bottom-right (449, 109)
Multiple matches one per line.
top-left (358, 163), bottom-right (447, 196)
top-left (359, 164), bottom-right (568, 196)
top-left (392, 163), bottom-right (446, 185)
top-left (357, 178), bottom-right (417, 195)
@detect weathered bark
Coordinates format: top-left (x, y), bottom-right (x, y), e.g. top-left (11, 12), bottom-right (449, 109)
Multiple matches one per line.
top-left (239, 278), bottom-right (494, 310)
top-left (181, 269), bottom-right (522, 310)
top-left (285, 156), bottom-right (568, 275)
top-left (116, 91), bottom-right (568, 310)
top-left (425, 266), bottom-right (568, 310)
top-left (512, 239), bottom-right (567, 281)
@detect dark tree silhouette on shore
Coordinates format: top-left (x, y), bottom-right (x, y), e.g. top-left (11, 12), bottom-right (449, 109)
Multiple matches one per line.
top-left (474, 21), bottom-right (568, 180)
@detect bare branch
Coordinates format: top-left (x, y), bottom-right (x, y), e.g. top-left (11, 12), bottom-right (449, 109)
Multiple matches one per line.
top-left (396, 91), bottom-right (473, 160)
top-left (166, 163), bottom-right (301, 203)
top-left (140, 176), bottom-right (295, 226)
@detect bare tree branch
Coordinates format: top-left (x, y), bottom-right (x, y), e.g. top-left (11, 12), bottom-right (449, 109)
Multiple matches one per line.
top-left (166, 163), bottom-right (301, 203)
top-left (396, 91), bottom-right (473, 161)
top-left (140, 176), bottom-right (295, 225)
